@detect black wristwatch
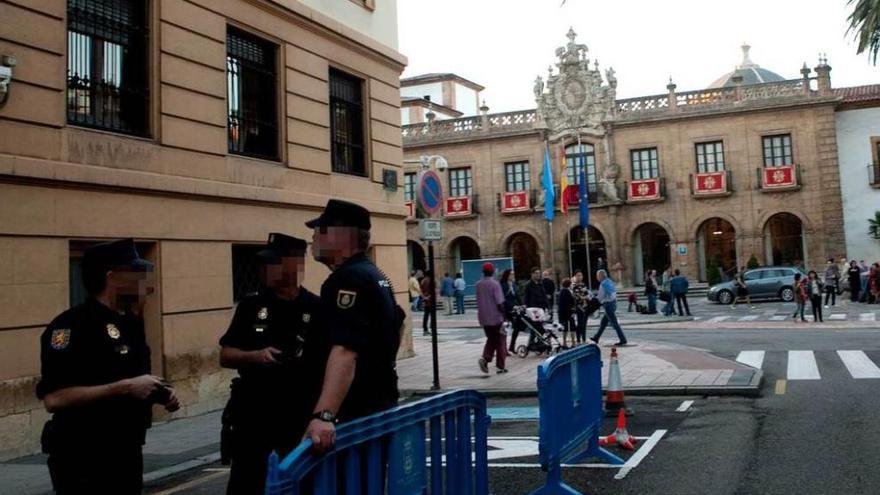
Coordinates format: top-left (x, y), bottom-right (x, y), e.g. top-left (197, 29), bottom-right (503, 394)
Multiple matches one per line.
top-left (311, 410), bottom-right (337, 423)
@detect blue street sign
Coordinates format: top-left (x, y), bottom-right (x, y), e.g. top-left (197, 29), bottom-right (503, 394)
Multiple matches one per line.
top-left (417, 170), bottom-right (443, 215)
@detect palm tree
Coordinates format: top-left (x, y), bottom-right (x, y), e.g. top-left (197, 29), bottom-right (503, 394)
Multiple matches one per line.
top-left (870, 211), bottom-right (880, 239)
top-left (847, 0), bottom-right (880, 64)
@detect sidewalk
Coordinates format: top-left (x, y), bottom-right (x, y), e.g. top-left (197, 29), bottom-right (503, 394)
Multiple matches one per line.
top-left (398, 333), bottom-right (762, 397)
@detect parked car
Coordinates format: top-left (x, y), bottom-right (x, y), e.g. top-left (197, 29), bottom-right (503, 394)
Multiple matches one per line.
top-left (707, 266), bottom-right (807, 305)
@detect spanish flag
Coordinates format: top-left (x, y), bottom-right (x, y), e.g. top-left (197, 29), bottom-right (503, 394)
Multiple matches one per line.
top-left (558, 144), bottom-right (568, 214)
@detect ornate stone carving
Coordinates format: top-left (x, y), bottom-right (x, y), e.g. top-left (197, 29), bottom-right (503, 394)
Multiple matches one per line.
top-left (599, 162), bottom-right (621, 202)
top-left (535, 28), bottom-right (617, 135)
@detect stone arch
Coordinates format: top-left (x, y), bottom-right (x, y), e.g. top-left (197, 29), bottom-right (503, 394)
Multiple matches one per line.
top-left (762, 212), bottom-right (807, 267)
top-left (503, 231), bottom-right (542, 281)
top-left (688, 211), bottom-right (744, 244)
top-left (756, 208), bottom-right (814, 235)
top-left (694, 217), bottom-right (738, 283)
top-left (406, 240), bottom-right (427, 275)
top-left (630, 221), bottom-right (673, 285)
top-left (447, 235), bottom-right (482, 275)
top-left (624, 217), bottom-right (678, 247)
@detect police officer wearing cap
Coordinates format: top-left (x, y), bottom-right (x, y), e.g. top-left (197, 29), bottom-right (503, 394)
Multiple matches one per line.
top-left (303, 199), bottom-right (405, 454)
top-left (218, 233), bottom-right (328, 495)
top-left (36, 239), bottom-right (180, 494)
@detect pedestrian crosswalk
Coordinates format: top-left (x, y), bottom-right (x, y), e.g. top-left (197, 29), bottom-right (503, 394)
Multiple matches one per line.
top-left (693, 310), bottom-right (879, 324)
top-left (736, 350), bottom-right (880, 381)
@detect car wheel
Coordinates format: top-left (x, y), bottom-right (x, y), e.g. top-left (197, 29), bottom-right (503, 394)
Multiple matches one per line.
top-left (780, 286), bottom-right (795, 302)
top-left (718, 290), bottom-right (733, 305)
top-left (516, 345), bottom-right (529, 358)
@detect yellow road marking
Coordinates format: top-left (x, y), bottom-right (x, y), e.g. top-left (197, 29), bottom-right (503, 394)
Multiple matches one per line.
top-left (148, 470), bottom-right (227, 495)
top-left (775, 379), bottom-right (787, 395)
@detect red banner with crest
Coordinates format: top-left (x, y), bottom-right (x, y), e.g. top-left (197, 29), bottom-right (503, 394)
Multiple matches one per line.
top-left (762, 165), bottom-right (796, 189)
top-left (629, 178), bottom-right (660, 201)
top-left (501, 191), bottom-right (529, 212)
top-left (444, 196), bottom-right (471, 217)
top-left (693, 172), bottom-right (727, 195)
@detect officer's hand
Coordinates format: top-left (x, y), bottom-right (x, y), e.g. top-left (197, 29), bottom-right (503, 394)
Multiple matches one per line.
top-left (163, 388), bottom-right (181, 412)
top-left (125, 375), bottom-right (164, 401)
top-left (254, 347), bottom-right (283, 366)
top-left (304, 419), bottom-right (336, 454)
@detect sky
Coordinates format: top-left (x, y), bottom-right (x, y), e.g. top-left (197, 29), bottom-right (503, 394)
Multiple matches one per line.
top-left (398, 0), bottom-right (879, 113)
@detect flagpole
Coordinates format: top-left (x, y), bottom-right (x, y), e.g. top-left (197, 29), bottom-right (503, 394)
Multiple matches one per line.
top-left (577, 133), bottom-right (593, 291)
top-left (543, 139), bottom-right (555, 278)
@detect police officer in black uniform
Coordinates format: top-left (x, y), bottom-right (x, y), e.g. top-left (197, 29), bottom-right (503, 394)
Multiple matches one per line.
top-left (218, 233), bottom-right (328, 495)
top-left (302, 199), bottom-right (405, 453)
top-left (36, 239), bottom-right (180, 494)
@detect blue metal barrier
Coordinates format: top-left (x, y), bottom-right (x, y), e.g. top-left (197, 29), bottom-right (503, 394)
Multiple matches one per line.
top-left (265, 390), bottom-right (491, 495)
top-left (530, 344), bottom-right (624, 495)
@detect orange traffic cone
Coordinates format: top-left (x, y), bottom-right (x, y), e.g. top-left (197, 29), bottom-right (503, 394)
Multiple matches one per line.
top-left (605, 346), bottom-right (631, 416)
top-left (599, 409), bottom-right (638, 451)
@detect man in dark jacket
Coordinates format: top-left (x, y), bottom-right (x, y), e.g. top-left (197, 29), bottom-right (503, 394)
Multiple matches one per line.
top-left (670, 269), bottom-right (691, 317)
top-left (541, 269), bottom-right (556, 312)
top-left (524, 267), bottom-right (548, 309)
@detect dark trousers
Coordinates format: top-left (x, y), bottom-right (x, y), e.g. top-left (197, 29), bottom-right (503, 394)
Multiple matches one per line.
top-left (674, 294), bottom-right (691, 316)
top-left (48, 447), bottom-right (143, 494)
top-left (792, 300), bottom-right (805, 320)
top-left (646, 293), bottom-right (657, 313)
top-left (422, 303), bottom-right (434, 334)
top-left (482, 324), bottom-right (506, 370)
top-left (454, 291), bottom-right (465, 314)
top-left (508, 318), bottom-right (524, 351)
top-left (575, 309), bottom-right (587, 343)
top-left (810, 294), bottom-right (823, 322)
top-left (824, 286), bottom-right (836, 306)
top-left (592, 301), bottom-right (626, 343)
top-left (851, 284), bottom-right (861, 302)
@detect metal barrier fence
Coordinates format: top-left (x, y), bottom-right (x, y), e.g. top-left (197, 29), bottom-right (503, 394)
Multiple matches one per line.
top-left (265, 390), bottom-right (491, 495)
top-left (530, 344), bottom-right (624, 495)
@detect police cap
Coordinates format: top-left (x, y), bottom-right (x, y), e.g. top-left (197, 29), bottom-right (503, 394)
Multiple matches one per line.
top-left (83, 239), bottom-right (154, 276)
top-left (256, 233), bottom-right (308, 262)
top-left (305, 199), bottom-right (371, 230)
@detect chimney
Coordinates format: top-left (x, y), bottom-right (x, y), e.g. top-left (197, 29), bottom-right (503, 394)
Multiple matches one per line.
top-left (814, 53), bottom-right (832, 96)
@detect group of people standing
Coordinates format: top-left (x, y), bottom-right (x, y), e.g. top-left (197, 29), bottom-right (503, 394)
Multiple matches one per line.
top-left (409, 270), bottom-right (466, 336)
top-left (791, 258), bottom-right (880, 323)
top-left (640, 268), bottom-right (692, 317)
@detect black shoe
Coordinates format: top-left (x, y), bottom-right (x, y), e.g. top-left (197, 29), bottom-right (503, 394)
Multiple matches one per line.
top-left (496, 368), bottom-right (508, 374)
top-left (588, 338), bottom-right (599, 345)
top-left (614, 341), bottom-right (628, 346)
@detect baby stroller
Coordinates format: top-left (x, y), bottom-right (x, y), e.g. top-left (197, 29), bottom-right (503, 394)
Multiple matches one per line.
top-left (511, 306), bottom-right (565, 358)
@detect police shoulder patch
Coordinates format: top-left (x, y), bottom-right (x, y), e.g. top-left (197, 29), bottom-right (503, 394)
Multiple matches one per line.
top-left (50, 328), bottom-right (71, 350)
top-left (337, 290), bottom-right (357, 309)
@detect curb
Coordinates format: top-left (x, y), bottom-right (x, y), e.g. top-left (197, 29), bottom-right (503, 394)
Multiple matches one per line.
top-left (436, 316), bottom-right (694, 330)
top-left (143, 452), bottom-right (221, 484)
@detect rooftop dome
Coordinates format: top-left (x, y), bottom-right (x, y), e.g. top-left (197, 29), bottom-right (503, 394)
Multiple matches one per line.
top-left (709, 44), bottom-right (786, 88)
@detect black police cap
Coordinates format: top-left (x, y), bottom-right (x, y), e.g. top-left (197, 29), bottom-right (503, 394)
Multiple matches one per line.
top-left (305, 199), bottom-right (371, 230)
top-left (83, 239), bottom-right (154, 274)
top-left (256, 233), bottom-right (307, 261)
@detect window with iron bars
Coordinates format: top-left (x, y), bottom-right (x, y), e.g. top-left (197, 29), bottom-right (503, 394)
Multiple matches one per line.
top-left (762, 134), bottom-right (793, 167)
top-left (232, 244), bottom-right (264, 302)
top-left (66, 0), bottom-right (149, 136)
top-left (227, 28), bottom-right (278, 160)
top-left (504, 161), bottom-right (530, 192)
top-left (329, 69), bottom-right (366, 176)
top-left (404, 172), bottom-right (416, 201)
top-left (631, 147), bottom-right (659, 180)
top-left (448, 167), bottom-right (472, 197)
top-left (695, 141), bottom-right (725, 173)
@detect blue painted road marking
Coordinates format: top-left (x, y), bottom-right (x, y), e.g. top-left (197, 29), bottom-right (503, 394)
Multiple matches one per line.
top-left (487, 407), bottom-right (540, 420)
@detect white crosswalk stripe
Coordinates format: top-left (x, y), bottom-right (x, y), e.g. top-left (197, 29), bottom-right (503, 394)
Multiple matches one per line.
top-left (769, 315), bottom-right (787, 321)
top-left (787, 351), bottom-right (821, 380)
top-left (837, 351), bottom-right (880, 379)
top-left (736, 351), bottom-right (765, 369)
top-left (828, 314), bottom-right (847, 320)
top-left (738, 315), bottom-right (760, 321)
top-left (707, 316), bottom-right (730, 322)
top-left (860, 312), bottom-right (877, 322)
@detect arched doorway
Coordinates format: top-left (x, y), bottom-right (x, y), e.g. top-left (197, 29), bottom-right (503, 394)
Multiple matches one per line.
top-left (764, 213), bottom-right (804, 267)
top-left (632, 223), bottom-right (671, 285)
top-left (506, 232), bottom-right (540, 281)
top-left (696, 218), bottom-right (737, 284)
top-left (449, 236), bottom-right (481, 274)
top-left (407, 241), bottom-right (426, 275)
top-left (569, 225), bottom-right (607, 287)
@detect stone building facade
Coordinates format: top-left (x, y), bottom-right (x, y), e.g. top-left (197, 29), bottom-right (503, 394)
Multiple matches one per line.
top-left (0, 0), bottom-right (408, 460)
top-left (403, 31), bottom-right (851, 289)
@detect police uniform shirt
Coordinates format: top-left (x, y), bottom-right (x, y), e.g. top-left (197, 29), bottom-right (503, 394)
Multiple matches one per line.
top-left (321, 252), bottom-right (400, 421)
top-left (219, 289), bottom-right (327, 417)
top-left (36, 298), bottom-right (152, 448)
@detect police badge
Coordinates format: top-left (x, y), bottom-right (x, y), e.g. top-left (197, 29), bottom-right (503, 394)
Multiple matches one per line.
top-left (302, 313), bottom-right (311, 323)
top-left (337, 290), bottom-right (357, 309)
top-left (257, 307), bottom-right (269, 320)
top-left (106, 323), bottom-right (121, 340)
top-left (50, 329), bottom-right (71, 350)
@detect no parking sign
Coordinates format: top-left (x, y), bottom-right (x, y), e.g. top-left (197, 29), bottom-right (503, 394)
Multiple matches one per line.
top-left (416, 170), bottom-right (443, 216)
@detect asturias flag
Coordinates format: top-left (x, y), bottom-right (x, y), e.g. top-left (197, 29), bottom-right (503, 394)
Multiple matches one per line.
top-left (578, 149), bottom-right (590, 229)
top-left (558, 144), bottom-right (568, 214)
top-left (542, 142), bottom-right (555, 221)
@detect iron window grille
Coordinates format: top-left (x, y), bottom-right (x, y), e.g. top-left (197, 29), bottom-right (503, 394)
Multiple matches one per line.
top-left (403, 172), bottom-right (416, 201)
top-left (565, 143), bottom-right (598, 203)
top-left (448, 167), bottom-right (472, 197)
top-left (329, 69), bottom-right (366, 176)
top-left (696, 141), bottom-right (725, 173)
top-left (504, 161), bottom-right (530, 192)
top-left (762, 134), bottom-right (793, 167)
top-left (631, 147), bottom-right (659, 180)
top-left (66, 0), bottom-right (149, 136)
top-left (227, 28), bottom-right (278, 160)
top-left (232, 244), bottom-right (264, 302)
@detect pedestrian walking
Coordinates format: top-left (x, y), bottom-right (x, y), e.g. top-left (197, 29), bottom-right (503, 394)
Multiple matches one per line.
top-left (791, 272), bottom-right (807, 322)
top-left (590, 270), bottom-right (628, 346)
top-left (219, 234), bottom-right (327, 495)
top-left (823, 258), bottom-right (839, 308)
top-left (847, 260), bottom-right (862, 303)
top-left (558, 278), bottom-right (576, 348)
top-left (453, 273), bottom-right (467, 314)
top-left (408, 271), bottom-right (421, 311)
top-left (303, 200), bottom-right (406, 456)
top-left (36, 239), bottom-right (180, 494)
top-left (670, 269), bottom-right (692, 316)
top-left (661, 267), bottom-right (675, 316)
top-left (524, 267), bottom-right (549, 309)
top-left (731, 267), bottom-right (753, 308)
top-left (542, 269), bottom-right (557, 312)
top-left (806, 270), bottom-right (824, 322)
top-left (501, 269), bottom-right (525, 353)
top-left (420, 272), bottom-right (436, 336)
top-left (476, 263), bottom-right (507, 374)
top-left (644, 270), bottom-right (658, 314)
top-left (441, 272), bottom-right (455, 316)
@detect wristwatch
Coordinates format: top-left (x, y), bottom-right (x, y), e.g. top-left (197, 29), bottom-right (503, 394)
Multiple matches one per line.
top-left (311, 410), bottom-right (337, 423)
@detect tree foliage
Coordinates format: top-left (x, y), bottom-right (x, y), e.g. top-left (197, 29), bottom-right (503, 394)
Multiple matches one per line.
top-left (869, 210), bottom-right (880, 239)
top-left (747, 254), bottom-right (760, 269)
top-left (847, 0), bottom-right (880, 64)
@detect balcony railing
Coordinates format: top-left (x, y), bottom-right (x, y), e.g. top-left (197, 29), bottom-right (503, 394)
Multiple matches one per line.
top-left (690, 170), bottom-right (733, 198)
top-left (625, 177), bottom-right (665, 202)
top-left (869, 163), bottom-right (880, 188)
top-left (757, 164), bottom-right (800, 191)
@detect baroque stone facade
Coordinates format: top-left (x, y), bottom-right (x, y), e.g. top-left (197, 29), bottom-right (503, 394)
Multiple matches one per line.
top-left (403, 30), bottom-right (849, 288)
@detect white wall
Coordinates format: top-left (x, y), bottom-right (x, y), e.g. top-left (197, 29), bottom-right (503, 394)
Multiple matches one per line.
top-left (454, 83), bottom-right (479, 116)
top-left (401, 82), bottom-right (443, 104)
top-left (294, 0), bottom-right (398, 49)
top-left (835, 107), bottom-right (880, 262)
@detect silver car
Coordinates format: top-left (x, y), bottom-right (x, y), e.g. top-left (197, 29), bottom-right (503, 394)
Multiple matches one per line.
top-left (707, 267), bottom-right (807, 305)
